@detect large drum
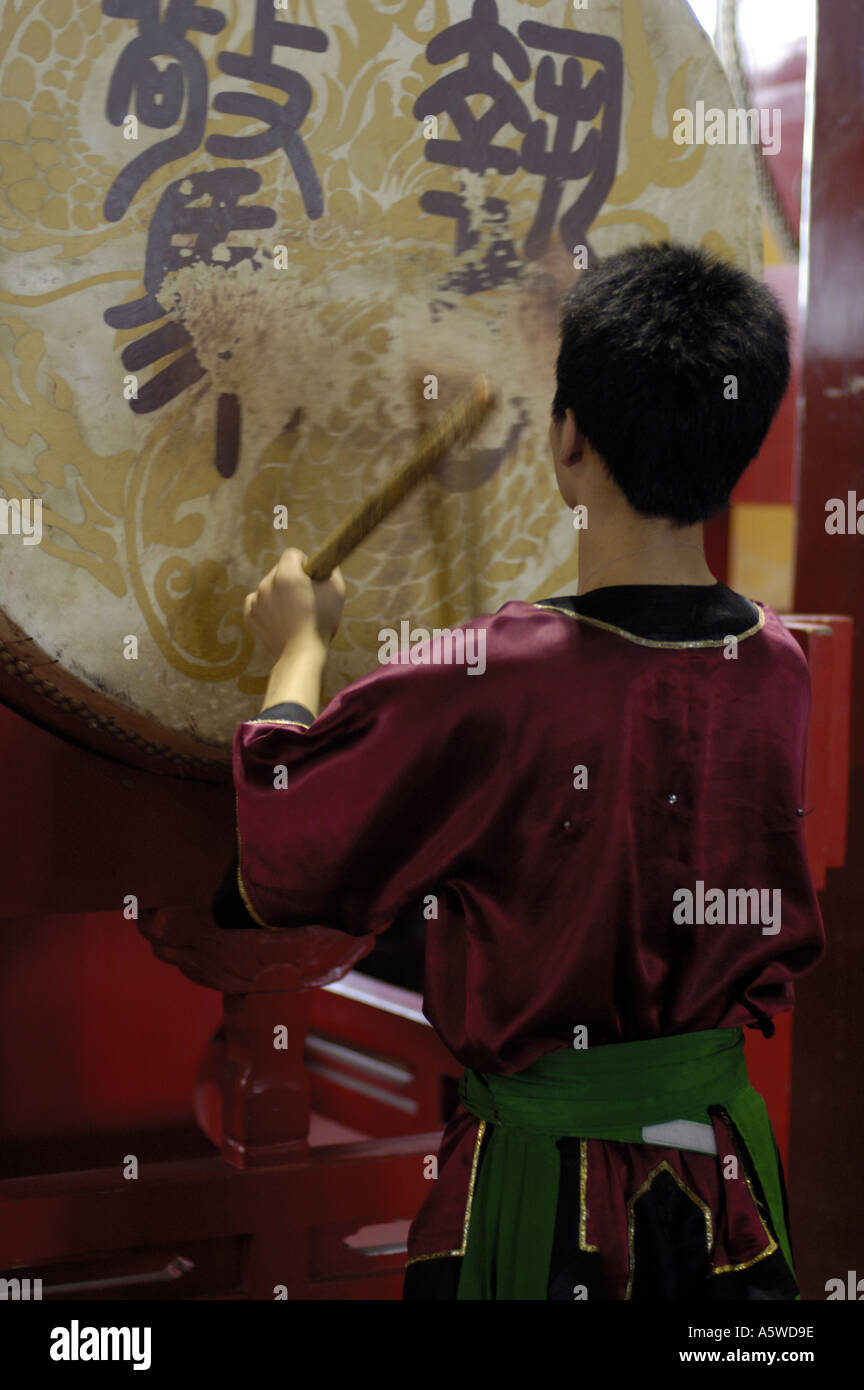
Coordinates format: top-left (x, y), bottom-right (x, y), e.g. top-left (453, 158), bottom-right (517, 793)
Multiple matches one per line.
top-left (0, 0), bottom-right (761, 777)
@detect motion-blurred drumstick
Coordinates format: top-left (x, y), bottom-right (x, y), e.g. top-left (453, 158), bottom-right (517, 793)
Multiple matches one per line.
top-left (302, 376), bottom-right (496, 582)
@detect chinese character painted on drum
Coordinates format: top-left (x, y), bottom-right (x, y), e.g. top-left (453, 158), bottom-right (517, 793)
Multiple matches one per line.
top-left (414, 0), bottom-right (623, 292)
top-left (100, 0), bottom-right (328, 479)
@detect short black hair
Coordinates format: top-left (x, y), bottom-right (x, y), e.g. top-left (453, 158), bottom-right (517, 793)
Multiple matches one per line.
top-left (552, 242), bottom-right (790, 525)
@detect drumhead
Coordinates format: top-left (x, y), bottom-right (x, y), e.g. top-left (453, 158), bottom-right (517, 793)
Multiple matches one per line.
top-left (0, 0), bottom-right (761, 775)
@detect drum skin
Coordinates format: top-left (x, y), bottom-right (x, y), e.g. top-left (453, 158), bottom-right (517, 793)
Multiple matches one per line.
top-left (0, 0), bottom-right (761, 776)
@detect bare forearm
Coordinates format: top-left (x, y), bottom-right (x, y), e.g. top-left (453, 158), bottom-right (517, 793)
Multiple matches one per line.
top-left (261, 639), bottom-right (329, 716)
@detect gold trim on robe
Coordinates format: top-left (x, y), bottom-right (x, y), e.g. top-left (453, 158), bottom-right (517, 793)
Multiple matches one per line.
top-left (625, 1160), bottom-right (714, 1300)
top-left (405, 1120), bottom-right (487, 1266)
top-left (533, 601), bottom-right (766, 649)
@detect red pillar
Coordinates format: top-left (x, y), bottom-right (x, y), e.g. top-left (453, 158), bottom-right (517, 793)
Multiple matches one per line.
top-left (790, 0), bottom-right (864, 1298)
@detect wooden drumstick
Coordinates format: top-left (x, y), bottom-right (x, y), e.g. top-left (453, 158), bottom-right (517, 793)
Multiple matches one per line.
top-left (302, 376), bottom-right (496, 582)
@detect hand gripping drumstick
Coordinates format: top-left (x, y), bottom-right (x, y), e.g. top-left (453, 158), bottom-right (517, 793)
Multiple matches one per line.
top-left (301, 376), bottom-right (496, 582)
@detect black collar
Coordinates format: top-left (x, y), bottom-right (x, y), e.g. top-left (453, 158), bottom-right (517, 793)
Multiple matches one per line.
top-left (537, 583), bottom-right (760, 642)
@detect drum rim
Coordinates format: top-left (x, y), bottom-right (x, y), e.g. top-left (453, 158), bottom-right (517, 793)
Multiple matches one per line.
top-left (0, 607), bottom-right (232, 782)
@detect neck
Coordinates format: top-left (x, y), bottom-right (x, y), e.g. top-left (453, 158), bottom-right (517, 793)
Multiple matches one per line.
top-left (575, 513), bottom-right (716, 595)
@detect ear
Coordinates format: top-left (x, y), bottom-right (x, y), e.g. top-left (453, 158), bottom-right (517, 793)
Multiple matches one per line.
top-left (559, 409), bottom-right (586, 465)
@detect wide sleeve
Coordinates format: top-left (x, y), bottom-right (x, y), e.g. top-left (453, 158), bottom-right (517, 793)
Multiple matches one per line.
top-left (232, 631), bottom-right (505, 936)
top-left (211, 701), bottom-right (318, 931)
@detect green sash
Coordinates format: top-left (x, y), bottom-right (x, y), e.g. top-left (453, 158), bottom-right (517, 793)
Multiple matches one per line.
top-left (455, 1028), bottom-right (794, 1300)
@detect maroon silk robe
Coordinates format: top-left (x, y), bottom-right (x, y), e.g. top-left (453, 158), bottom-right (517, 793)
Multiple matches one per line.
top-left (231, 597), bottom-right (824, 1277)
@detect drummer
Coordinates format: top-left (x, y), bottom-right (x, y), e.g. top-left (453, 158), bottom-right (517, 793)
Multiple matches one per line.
top-left (214, 241), bottom-right (824, 1302)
